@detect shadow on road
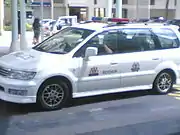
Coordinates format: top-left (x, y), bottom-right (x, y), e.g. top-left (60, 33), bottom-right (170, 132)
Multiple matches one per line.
top-left (0, 90), bottom-right (157, 116)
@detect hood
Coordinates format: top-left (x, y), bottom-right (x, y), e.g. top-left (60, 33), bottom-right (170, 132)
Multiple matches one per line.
top-left (0, 49), bottom-right (69, 71)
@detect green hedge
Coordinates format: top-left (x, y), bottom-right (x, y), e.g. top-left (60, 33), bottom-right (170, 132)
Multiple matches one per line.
top-left (4, 24), bottom-right (32, 31)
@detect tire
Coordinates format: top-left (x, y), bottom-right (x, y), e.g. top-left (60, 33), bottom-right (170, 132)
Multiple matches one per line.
top-left (153, 71), bottom-right (173, 94)
top-left (37, 79), bottom-right (70, 110)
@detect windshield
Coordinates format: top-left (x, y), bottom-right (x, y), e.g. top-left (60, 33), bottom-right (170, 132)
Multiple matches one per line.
top-left (33, 27), bottom-right (94, 54)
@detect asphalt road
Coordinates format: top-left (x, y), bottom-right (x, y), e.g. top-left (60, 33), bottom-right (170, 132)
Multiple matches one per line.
top-left (0, 90), bottom-right (180, 135)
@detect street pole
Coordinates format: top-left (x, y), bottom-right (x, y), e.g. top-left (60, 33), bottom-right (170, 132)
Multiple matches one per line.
top-left (175, 0), bottom-right (180, 19)
top-left (51, 0), bottom-right (54, 19)
top-left (116, 0), bottom-right (122, 18)
top-left (136, 0), bottom-right (139, 20)
top-left (0, 0), bottom-right (4, 36)
top-left (41, 0), bottom-right (44, 42)
top-left (10, 0), bottom-right (20, 52)
top-left (147, 0), bottom-right (150, 19)
top-left (107, 0), bottom-right (112, 17)
top-left (20, 0), bottom-right (28, 50)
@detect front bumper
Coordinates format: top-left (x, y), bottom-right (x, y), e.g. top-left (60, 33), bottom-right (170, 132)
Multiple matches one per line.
top-left (0, 76), bottom-right (38, 104)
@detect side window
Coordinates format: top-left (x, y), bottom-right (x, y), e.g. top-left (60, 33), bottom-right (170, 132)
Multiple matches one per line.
top-left (73, 30), bottom-right (118, 57)
top-left (117, 28), bottom-right (157, 53)
top-left (151, 28), bottom-right (179, 49)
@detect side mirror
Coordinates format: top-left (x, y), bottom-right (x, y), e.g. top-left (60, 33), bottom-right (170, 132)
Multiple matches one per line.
top-left (84, 47), bottom-right (98, 60)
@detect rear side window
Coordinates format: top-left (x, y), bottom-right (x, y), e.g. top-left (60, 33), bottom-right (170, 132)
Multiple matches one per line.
top-left (151, 28), bottom-right (179, 49)
top-left (117, 28), bottom-right (157, 53)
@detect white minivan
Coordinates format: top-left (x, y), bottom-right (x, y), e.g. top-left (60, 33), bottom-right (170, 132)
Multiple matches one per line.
top-left (0, 22), bottom-right (180, 110)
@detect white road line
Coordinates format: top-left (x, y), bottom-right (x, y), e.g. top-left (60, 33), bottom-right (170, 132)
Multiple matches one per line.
top-left (175, 97), bottom-right (180, 100)
top-left (89, 108), bottom-right (104, 112)
top-left (150, 106), bottom-right (178, 112)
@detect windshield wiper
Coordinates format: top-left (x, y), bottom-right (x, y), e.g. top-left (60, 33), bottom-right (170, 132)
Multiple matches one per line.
top-left (33, 47), bottom-right (45, 52)
top-left (48, 51), bottom-right (66, 54)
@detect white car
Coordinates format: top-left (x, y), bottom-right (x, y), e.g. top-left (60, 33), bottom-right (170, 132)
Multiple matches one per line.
top-left (51, 16), bottom-right (78, 35)
top-left (43, 20), bottom-right (56, 36)
top-left (0, 21), bottom-right (180, 110)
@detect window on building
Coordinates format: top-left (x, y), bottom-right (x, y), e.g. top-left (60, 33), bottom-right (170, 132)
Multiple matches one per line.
top-left (112, 8), bottom-right (128, 18)
top-left (122, 8), bottom-right (128, 18)
top-left (94, 8), bottom-right (105, 17)
top-left (122, 0), bottom-right (128, 4)
top-left (94, 0), bottom-right (97, 4)
top-left (150, 0), bottom-right (155, 5)
top-left (54, 0), bottom-right (64, 3)
top-left (114, 0), bottom-right (128, 4)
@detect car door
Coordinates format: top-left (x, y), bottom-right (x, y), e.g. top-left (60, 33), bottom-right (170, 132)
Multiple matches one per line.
top-left (151, 27), bottom-right (180, 65)
top-left (73, 30), bottom-right (121, 92)
top-left (112, 28), bottom-right (163, 88)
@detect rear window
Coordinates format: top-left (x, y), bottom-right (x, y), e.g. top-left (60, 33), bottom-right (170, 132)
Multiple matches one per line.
top-left (151, 28), bottom-right (179, 49)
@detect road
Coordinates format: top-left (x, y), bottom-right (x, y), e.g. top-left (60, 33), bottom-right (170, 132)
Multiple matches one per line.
top-left (0, 89), bottom-right (180, 135)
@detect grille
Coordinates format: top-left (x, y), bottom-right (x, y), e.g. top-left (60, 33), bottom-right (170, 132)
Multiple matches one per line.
top-left (0, 66), bottom-right (11, 77)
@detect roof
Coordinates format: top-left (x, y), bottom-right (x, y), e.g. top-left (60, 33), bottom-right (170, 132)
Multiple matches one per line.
top-left (73, 22), bottom-right (109, 31)
top-left (72, 22), bottom-right (178, 32)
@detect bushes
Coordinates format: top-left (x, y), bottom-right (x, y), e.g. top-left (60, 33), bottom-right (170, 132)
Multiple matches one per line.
top-left (4, 23), bottom-right (32, 31)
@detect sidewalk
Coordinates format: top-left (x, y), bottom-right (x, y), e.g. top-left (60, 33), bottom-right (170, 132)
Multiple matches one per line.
top-left (0, 31), bottom-right (34, 56)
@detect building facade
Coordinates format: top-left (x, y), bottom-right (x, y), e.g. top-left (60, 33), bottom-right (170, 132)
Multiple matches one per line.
top-left (3, 0), bottom-right (179, 24)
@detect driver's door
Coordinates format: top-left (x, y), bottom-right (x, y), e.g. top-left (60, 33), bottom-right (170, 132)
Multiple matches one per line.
top-left (73, 30), bottom-right (121, 92)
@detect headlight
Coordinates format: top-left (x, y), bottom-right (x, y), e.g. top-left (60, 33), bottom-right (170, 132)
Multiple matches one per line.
top-left (8, 70), bottom-right (36, 80)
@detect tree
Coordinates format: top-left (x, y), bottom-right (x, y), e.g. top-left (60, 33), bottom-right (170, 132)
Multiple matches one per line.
top-left (165, 0), bottom-right (170, 19)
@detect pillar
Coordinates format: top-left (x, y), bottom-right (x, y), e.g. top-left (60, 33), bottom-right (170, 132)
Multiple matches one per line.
top-left (0, 0), bottom-right (4, 36)
top-left (20, 0), bottom-right (28, 50)
top-left (175, 0), bottom-right (180, 19)
top-left (106, 0), bottom-right (113, 17)
top-left (9, 0), bottom-right (20, 52)
top-left (40, 0), bottom-right (44, 41)
top-left (88, 7), bottom-right (94, 20)
top-left (51, 0), bottom-right (54, 19)
top-left (116, 0), bottom-right (122, 18)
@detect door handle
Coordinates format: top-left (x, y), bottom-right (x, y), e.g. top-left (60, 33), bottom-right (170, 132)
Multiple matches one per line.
top-left (152, 58), bottom-right (159, 60)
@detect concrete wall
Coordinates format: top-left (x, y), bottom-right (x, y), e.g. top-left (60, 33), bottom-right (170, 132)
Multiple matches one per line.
top-left (54, 7), bottom-right (66, 19)
top-left (32, 6), bottom-right (66, 20)
top-left (32, 7), bottom-right (51, 19)
top-left (4, 7), bottom-right (11, 25)
top-left (150, 9), bottom-right (175, 19)
top-left (151, 0), bottom-right (176, 9)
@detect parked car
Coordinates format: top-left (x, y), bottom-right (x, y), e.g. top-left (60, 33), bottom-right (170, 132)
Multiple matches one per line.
top-left (0, 17), bottom-right (180, 110)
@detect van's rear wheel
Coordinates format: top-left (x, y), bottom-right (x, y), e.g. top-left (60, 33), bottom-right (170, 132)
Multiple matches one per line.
top-left (37, 79), bottom-right (70, 110)
top-left (153, 71), bottom-right (173, 94)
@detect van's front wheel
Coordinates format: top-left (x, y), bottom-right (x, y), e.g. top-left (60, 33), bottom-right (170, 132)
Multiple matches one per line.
top-left (37, 79), bottom-right (70, 110)
top-left (153, 71), bottom-right (173, 94)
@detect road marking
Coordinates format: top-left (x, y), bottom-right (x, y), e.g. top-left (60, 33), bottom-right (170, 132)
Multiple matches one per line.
top-left (168, 85), bottom-right (180, 100)
top-left (68, 112), bottom-right (74, 115)
top-left (89, 108), bottom-right (104, 112)
top-left (174, 88), bottom-right (180, 90)
top-left (168, 93), bottom-right (180, 97)
top-left (173, 85), bottom-right (180, 90)
top-left (171, 91), bottom-right (180, 94)
top-left (151, 106), bottom-right (178, 112)
top-left (175, 97), bottom-right (180, 100)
